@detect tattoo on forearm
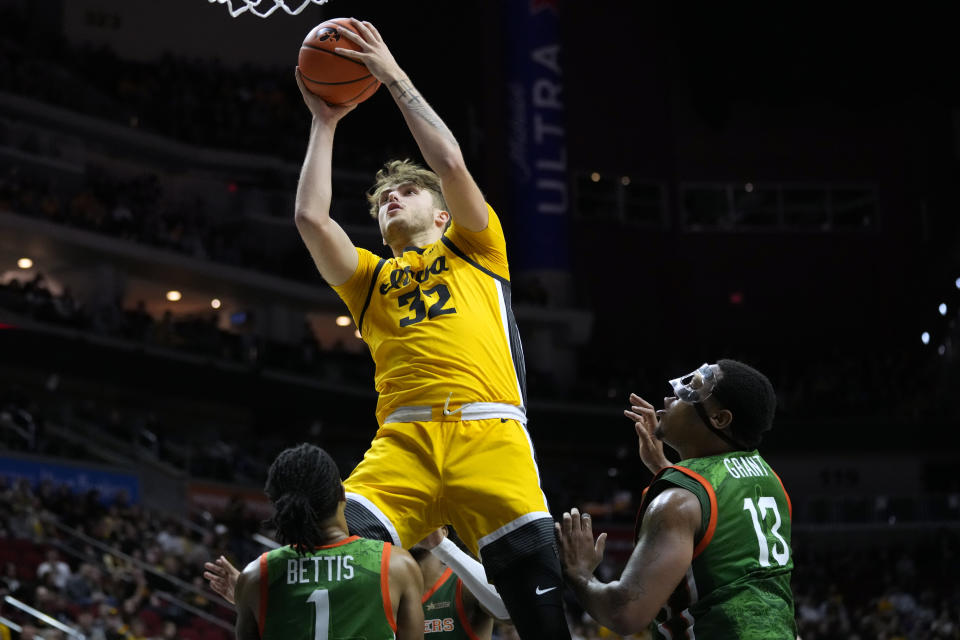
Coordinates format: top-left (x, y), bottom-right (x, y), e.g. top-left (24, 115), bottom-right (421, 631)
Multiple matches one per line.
top-left (390, 78), bottom-right (416, 100)
top-left (389, 78), bottom-right (459, 146)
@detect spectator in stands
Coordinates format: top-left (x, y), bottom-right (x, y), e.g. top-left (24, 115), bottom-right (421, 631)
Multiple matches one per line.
top-left (1, 561), bottom-right (22, 598)
top-left (75, 611), bottom-right (107, 640)
top-left (36, 550), bottom-right (70, 590)
top-left (64, 563), bottom-right (101, 604)
top-left (931, 607), bottom-right (957, 638)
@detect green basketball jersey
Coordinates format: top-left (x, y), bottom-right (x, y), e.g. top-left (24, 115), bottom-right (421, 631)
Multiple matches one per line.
top-left (636, 451), bottom-right (797, 639)
top-left (422, 567), bottom-right (480, 640)
top-left (259, 535), bottom-right (397, 640)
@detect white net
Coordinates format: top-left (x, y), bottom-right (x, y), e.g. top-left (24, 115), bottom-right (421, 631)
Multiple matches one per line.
top-left (209, 0), bottom-right (329, 18)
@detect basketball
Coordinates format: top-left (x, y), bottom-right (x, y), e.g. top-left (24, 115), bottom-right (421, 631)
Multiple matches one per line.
top-left (298, 19), bottom-right (381, 106)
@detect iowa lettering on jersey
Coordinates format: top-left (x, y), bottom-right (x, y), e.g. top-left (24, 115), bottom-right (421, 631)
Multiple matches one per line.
top-left (424, 618), bottom-right (455, 633)
top-left (379, 256), bottom-right (458, 328)
top-left (285, 556), bottom-right (354, 584)
top-left (379, 256), bottom-right (450, 295)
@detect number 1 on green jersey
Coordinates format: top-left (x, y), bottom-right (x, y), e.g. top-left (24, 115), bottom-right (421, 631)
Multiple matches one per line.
top-left (306, 589), bottom-right (329, 640)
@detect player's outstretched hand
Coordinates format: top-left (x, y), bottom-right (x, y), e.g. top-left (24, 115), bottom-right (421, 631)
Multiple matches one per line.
top-left (625, 393), bottom-right (671, 474)
top-left (556, 507), bottom-right (606, 586)
top-left (203, 555), bottom-right (241, 605)
top-left (334, 19), bottom-right (404, 84)
top-left (295, 67), bottom-right (358, 121)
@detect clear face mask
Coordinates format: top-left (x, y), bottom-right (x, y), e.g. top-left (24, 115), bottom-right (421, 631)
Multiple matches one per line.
top-left (668, 363), bottom-right (722, 404)
top-left (667, 363), bottom-right (753, 450)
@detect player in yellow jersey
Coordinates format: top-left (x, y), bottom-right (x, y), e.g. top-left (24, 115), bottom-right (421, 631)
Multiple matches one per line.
top-left (291, 19), bottom-right (569, 640)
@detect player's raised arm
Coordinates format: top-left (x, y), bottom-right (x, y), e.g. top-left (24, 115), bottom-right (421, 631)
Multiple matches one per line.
top-left (234, 558), bottom-right (263, 640)
top-left (558, 496), bottom-right (699, 635)
top-left (389, 546), bottom-right (426, 640)
top-left (293, 69), bottom-right (361, 286)
top-left (335, 19), bottom-right (489, 233)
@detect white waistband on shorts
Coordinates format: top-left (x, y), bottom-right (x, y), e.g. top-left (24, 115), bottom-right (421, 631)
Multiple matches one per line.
top-left (383, 402), bottom-right (527, 426)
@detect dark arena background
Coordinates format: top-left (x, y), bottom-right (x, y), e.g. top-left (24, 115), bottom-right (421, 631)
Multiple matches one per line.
top-left (1, 1), bottom-right (958, 638)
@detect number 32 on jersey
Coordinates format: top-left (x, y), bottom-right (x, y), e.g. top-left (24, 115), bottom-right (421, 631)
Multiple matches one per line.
top-left (397, 284), bottom-right (457, 327)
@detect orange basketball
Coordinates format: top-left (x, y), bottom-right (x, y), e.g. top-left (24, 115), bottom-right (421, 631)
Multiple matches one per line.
top-left (298, 19), bottom-right (381, 106)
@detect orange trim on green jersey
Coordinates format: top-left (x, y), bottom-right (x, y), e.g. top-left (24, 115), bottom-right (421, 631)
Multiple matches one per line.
top-left (633, 486), bottom-right (651, 541)
top-left (455, 578), bottom-right (482, 640)
top-left (316, 535), bottom-right (360, 550)
top-left (422, 567), bottom-right (454, 604)
top-left (771, 470), bottom-right (792, 519)
top-left (257, 552), bottom-right (268, 638)
top-left (666, 465), bottom-right (719, 558)
top-left (641, 465), bottom-right (719, 559)
top-left (381, 542), bottom-right (397, 632)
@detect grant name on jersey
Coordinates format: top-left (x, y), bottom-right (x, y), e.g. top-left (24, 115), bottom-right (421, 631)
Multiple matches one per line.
top-left (285, 555), bottom-right (354, 584)
top-left (723, 455), bottom-right (769, 479)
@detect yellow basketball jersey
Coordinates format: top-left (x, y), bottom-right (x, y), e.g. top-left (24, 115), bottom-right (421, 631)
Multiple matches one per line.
top-left (332, 204), bottom-right (525, 425)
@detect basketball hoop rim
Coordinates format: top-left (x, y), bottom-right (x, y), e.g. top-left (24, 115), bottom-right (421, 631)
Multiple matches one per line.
top-left (208, 0), bottom-right (330, 19)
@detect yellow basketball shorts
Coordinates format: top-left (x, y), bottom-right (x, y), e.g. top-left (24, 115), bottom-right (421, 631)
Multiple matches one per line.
top-left (342, 417), bottom-right (550, 555)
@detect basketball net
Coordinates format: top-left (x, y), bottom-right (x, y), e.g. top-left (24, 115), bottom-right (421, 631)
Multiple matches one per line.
top-left (209, 0), bottom-right (329, 18)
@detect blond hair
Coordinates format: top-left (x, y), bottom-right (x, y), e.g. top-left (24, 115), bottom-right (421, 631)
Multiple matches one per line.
top-left (366, 159), bottom-right (447, 219)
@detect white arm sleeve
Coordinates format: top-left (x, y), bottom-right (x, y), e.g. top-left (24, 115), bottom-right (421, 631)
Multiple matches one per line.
top-left (430, 538), bottom-right (510, 621)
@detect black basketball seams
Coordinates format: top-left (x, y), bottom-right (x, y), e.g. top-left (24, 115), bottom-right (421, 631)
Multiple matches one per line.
top-left (339, 77), bottom-right (380, 105)
top-left (300, 68), bottom-right (374, 86)
top-left (300, 43), bottom-right (367, 67)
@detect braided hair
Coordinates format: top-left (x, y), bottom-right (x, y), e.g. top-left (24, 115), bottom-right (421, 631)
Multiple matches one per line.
top-left (264, 443), bottom-right (342, 554)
